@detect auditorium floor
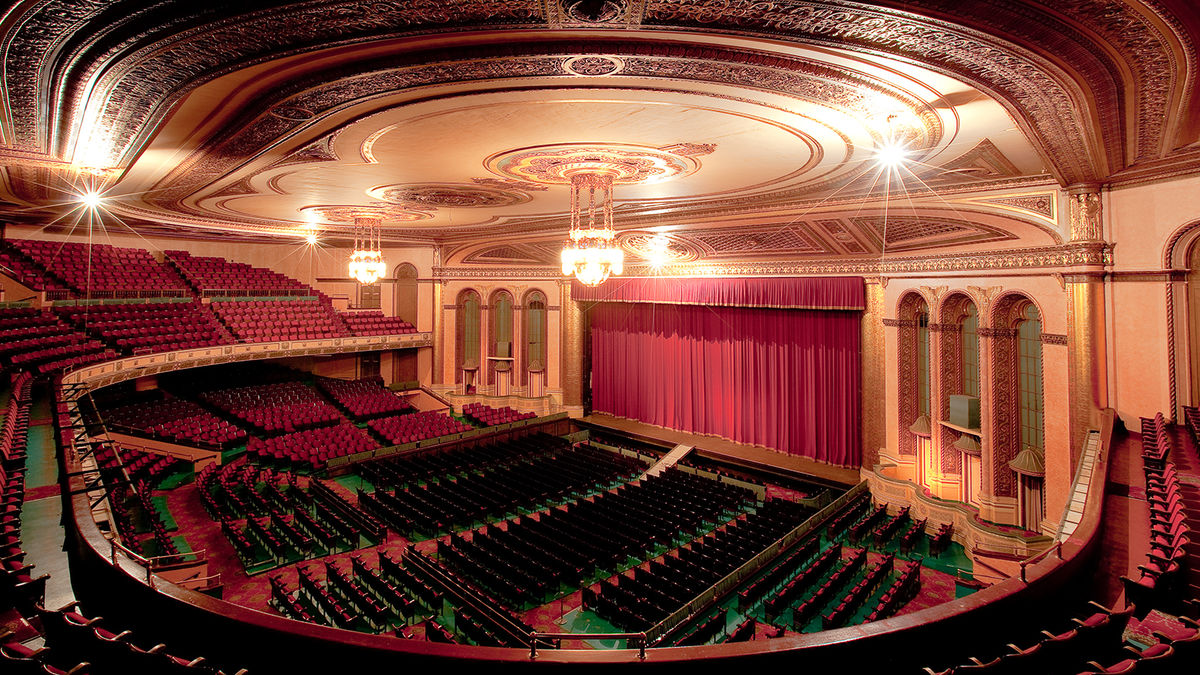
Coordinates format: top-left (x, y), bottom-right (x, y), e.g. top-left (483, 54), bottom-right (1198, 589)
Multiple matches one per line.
top-left (581, 414), bottom-right (862, 486)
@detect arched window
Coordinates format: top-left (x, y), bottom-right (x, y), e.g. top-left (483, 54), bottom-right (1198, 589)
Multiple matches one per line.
top-left (455, 289), bottom-right (481, 387)
top-left (962, 304), bottom-right (979, 398)
top-left (989, 294), bottom-right (1045, 529)
top-left (896, 293), bottom-right (930, 460)
top-left (523, 290), bottom-right (547, 386)
top-left (393, 263), bottom-right (418, 325)
top-left (488, 290), bottom-right (513, 384)
top-left (1017, 304), bottom-right (1044, 453)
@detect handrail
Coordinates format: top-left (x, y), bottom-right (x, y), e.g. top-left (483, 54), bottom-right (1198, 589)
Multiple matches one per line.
top-left (528, 631), bottom-right (647, 660)
top-left (1019, 541), bottom-right (1063, 582)
top-left (645, 480), bottom-right (870, 645)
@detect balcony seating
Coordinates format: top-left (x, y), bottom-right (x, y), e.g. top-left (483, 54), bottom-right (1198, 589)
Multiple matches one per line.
top-left (339, 310), bottom-right (418, 336)
top-left (461, 402), bottom-right (537, 427)
top-left (200, 381), bottom-right (343, 435)
top-left (6, 239), bottom-right (189, 296)
top-left (33, 601), bottom-right (248, 674)
top-left (0, 308), bottom-right (116, 375)
top-left (210, 299), bottom-right (349, 342)
top-left (55, 301), bottom-right (231, 354)
top-left (165, 250), bottom-right (316, 295)
top-left (316, 377), bottom-right (415, 420)
top-left (101, 396), bottom-right (247, 449)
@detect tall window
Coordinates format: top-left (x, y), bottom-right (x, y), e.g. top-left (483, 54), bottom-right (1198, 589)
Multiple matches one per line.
top-left (917, 308), bottom-right (930, 417)
top-left (455, 289), bottom-right (481, 384)
top-left (1017, 304), bottom-right (1044, 452)
top-left (523, 290), bottom-right (547, 385)
top-left (488, 290), bottom-right (513, 383)
top-left (961, 304), bottom-right (979, 397)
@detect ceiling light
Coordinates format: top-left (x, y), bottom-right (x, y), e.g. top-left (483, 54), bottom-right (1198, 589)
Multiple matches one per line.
top-left (874, 140), bottom-right (910, 169)
top-left (79, 191), bottom-right (103, 209)
top-left (561, 172), bottom-right (623, 286)
top-left (305, 232), bottom-right (318, 245)
top-left (646, 234), bottom-right (671, 269)
top-left (349, 216), bottom-right (386, 284)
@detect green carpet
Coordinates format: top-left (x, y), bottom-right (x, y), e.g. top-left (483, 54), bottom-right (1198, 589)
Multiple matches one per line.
top-left (151, 495), bottom-right (179, 531)
top-left (560, 609), bottom-right (632, 649)
top-left (157, 466), bottom-right (194, 491)
top-left (24, 423), bottom-right (58, 489)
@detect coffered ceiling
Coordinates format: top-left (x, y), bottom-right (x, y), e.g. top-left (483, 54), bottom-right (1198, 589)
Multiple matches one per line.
top-left (1, 1), bottom-right (1197, 268)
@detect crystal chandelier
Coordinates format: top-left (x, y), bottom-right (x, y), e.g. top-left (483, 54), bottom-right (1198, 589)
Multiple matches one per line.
top-left (560, 172), bottom-right (623, 286)
top-left (348, 216), bottom-right (387, 284)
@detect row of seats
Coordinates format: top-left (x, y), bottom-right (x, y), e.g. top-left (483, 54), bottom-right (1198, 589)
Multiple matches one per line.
top-left (366, 411), bottom-right (471, 446)
top-left (247, 423), bottom-right (379, 469)
top-left (339, 311), bottom-right (418, 336)
top-left (315, 377), bottom-right (414, 420)
top-left (200, 381), bottom-right (343, 435)
top-left (55, 301), bottom-right (230, 354)
top-left (1, 374), bottom-right (44, 615)
top-left (6, 239), bottom-right (189, 294)
top-left (101, 396), bottom-right (247, 449)
top-left (461, 402), bottom-right (536, 427)
top-left (210, 300), bottom-right (348, 342)
top-left (165, 250), bottom-right (317, 295)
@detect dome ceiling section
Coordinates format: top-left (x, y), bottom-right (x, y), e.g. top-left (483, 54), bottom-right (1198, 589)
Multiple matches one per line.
top-left (112, 34), bottom-right (1043, 244)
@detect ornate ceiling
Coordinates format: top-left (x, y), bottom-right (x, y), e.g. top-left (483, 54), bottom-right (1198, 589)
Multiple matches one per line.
top-left (0, 1), bottom-right (1197, 268)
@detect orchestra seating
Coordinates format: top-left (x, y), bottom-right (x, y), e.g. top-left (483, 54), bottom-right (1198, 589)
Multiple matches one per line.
top-left (199, 381), bottom-right (343, 435)
top-left (340, 310), bottom-right (418, 336)
top-left (165, 250), bottom-right (316, 296)
top-left (316, 376), bottom-right (414, 419)
top-left (6, 239), bottom-right (189, 296)
top-left (55, 300), bottom-right (231, 354)
top-left (359, 438), bottom-right (645, 543)
top-left (461, 402), bottom-right (537, 426)
top-left (100, 395), bottom-right (248, 449)
top-left (366, 410), bottom-right (471, 445)
top-left (210, 299), bottom-right (349, 342)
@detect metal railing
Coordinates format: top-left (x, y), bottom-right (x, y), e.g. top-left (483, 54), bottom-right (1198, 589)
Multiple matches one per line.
top-left (1019, 541), bottom-right (1063, 582)
top-left (528, 631), bottom-right (647, 660)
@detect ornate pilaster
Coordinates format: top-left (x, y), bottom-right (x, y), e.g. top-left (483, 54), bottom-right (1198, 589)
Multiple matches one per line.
top-left (861, 278), bottom-right (886, 469)
top-left (1064, 184), bottom-right (1109, 471)
top-left (431, 279), bottom-right (444, 386)
top-left (561, 281), bottom-right (585, 414)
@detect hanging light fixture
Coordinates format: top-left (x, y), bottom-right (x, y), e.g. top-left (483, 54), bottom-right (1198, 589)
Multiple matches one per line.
top-left (348, 216), bottom-right (387, 284)
top-left (561, 172), bottom-right (623, 286)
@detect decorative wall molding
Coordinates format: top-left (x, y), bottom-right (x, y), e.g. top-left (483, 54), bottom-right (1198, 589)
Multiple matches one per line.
top-left (978, 327), bottom-right (1020, 338)
top-left (882, 318), bottom-right (915, 327)
top-left (1040, 333), bottom-right (1068, 345)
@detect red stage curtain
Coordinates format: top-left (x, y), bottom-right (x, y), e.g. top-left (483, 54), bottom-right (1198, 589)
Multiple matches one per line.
top-left (573, 276), bottom-right (864, 310)
top-left (591, 302), bottom-right (861, 467)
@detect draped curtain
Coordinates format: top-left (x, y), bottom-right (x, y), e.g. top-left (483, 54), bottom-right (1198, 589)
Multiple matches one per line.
top-left (590, 302), bottom-right (861, 467)
top-left (573, 276), bottom-right (864, 310)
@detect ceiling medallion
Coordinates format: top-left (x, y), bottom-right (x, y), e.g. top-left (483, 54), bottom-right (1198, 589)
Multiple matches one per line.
top-left (563, 55), bottom-right (625, 76)
top-left (300, 204), bottom-right (432, 225)
top-left (563, 0), bottom-right (626, 23)
top-left (487, 142), bottom-right (706, 186)
top-left (367, 183), bottom-right (532, 208)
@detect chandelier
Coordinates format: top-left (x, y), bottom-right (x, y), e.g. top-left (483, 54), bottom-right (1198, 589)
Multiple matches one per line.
top-left (560, 172), bottom-right (624, 286)
top-left (348, 216), bottom-right (387, 284)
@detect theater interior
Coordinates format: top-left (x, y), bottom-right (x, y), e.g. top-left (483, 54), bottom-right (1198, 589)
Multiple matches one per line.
top-left (2, 1), bottom-right (1200, 673)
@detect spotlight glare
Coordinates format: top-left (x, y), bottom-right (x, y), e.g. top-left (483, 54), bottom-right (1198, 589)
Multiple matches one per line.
top-left (79, 191), bottom-right (103, 209)
top-left (305, 232), bottom-right (318, 245)
top-left (874, 141), bottom-right (910, 169)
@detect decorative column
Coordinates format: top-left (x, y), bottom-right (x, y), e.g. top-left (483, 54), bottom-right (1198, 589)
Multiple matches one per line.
top-left (930, 321), bottom-right (963, 499)
top-left (430, 249), bottom-right (444, 387)
top-left (860, 278), bottom-right (887, 471)
top-left (1065, 188), bottom-right (1110, 472)
top-left (560, 280), bottom-right (585, 416)
top-left (979, 324), bottom-right (1020, 525)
